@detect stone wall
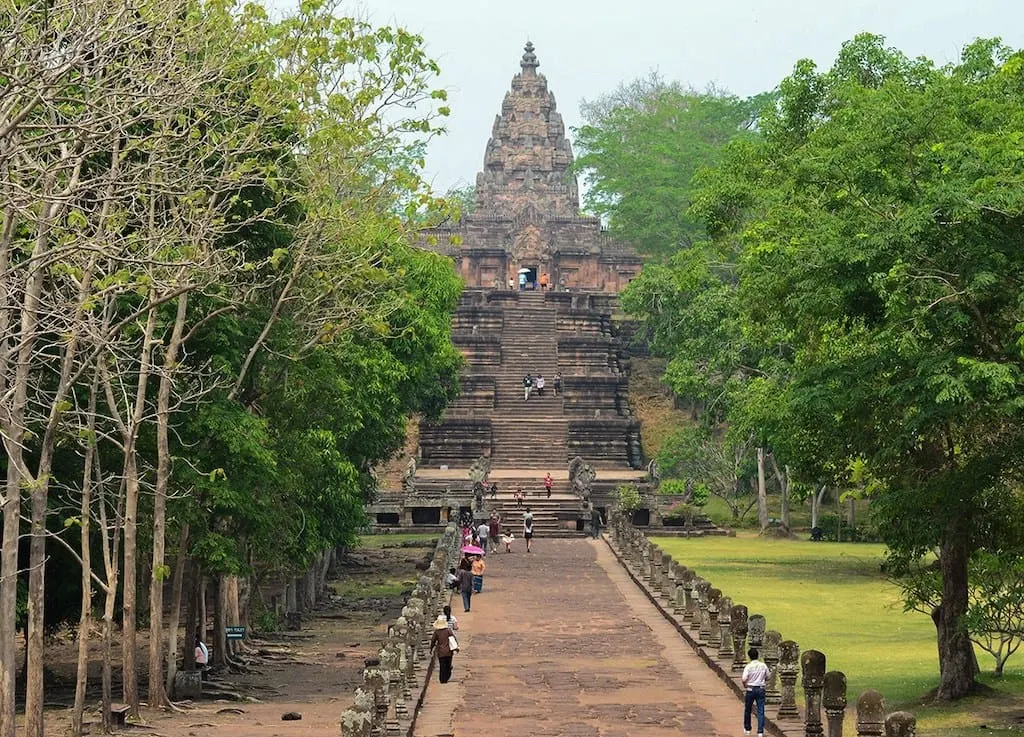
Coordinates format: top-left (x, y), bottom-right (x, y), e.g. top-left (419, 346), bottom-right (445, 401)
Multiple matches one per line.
top-left (606, 514), bottom-right (916, 737)
top-left (339, 525), bottom-right (461, 737)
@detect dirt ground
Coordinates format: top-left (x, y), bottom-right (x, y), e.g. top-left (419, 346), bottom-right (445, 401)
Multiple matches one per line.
top-left (27, 536), bottom-right (437, 737)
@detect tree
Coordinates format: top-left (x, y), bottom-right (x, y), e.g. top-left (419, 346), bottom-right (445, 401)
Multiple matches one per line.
top-left (696, 34), bottom-right (1024, 699)
top-left (574, 74), bottom-right (768, 256)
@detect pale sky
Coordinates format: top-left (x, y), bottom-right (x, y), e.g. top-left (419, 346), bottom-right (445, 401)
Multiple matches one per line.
top-left (331, 1), bottom-right (1024, 194)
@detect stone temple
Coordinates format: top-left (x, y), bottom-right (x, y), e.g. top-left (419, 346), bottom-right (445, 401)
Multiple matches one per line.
top-left (370, 43), bottom-right (696, 537)
top-left (422, 41), bottom-right (643, 292)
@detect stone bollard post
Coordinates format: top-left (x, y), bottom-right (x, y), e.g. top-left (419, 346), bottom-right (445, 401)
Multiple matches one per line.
top-left (707, 589), bottom-right (722, 649)
top-left (730, 605), bottom-right (749, 672)
top-left (823, 671), bottom-right (847, 737)
top-left (682, 571), bottom-right (698, 625)
top-left (673, 566), bottom-right (689, 615)
top-left (665, 558), bottom-right (678, 601)
top-left (777, 640), bottom-right (801, 720)
top-left (696, 580), bottom-right (712, 643)
top-left (883, 712), bottom-right (916, 737)
top-left (748, 614), bottom-right (766, 655)
top-left (651, 546), bottom-right (663, 590)
top-left (764, 630), bottom-right (782, 705)
top-left (642, 540), bottom-right (653, 580)
top-left (341, 688), bottom-right (374, 737)
top-left (801, 649), bottom-right (826, 737)
top-left (363, 657), bottom-right (387, 735)
top-left (855, 690), bottom-right (885, 737)
top-left (717, 596), bottom-right (734, 661)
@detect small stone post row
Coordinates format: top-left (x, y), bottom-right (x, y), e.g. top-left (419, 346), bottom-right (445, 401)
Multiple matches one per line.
top-left (341, 524), bottom-right (458, 737)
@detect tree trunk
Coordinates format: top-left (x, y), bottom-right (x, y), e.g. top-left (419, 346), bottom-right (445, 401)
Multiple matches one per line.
top-left (165, 524), bottom-right (190, 698)
top-left (226, 575), bottom-right (241, 657)
top-left (0, 459), bottom-right (22, 737)
top-left (183, 561), bottom-right (200, 673)
top-left (72, 380), bottom-right (100, 737)
top-left (120, 305), bottom-right (157, 717)
top-left (756, 447), bottom-right (769, 532)
top-left (810, 484), bottom-right (827, 529)
top-left (933, 538), bottom-right (977, 700)
top-left (148, 293), bottom-right (187, 708)
top-left (213, 576), bottom-right (229, 667)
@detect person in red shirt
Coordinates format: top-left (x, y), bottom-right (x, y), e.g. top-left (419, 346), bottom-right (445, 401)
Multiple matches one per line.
top-left (544, 472), bottom-right (553, 498)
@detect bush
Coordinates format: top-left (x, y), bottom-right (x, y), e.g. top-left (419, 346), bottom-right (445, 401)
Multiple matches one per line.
top-left (663, 502), bottom-right (697, 525)
top-left (814, 513), bottom-right (880, 542)
top-left (658, 478), bottom-right (688, 496)
top-left (617, 484), bottom-right (642, 514)
top-left (657, 478), bottom-right (709, 507)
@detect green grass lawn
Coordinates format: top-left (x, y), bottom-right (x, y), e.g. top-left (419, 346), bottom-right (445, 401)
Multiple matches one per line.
top-left (652, 534), bottom-right (1024, 734)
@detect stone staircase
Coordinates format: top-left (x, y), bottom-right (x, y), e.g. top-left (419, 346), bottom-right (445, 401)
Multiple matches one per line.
top-left (406, 289), bottom-right (646, 537)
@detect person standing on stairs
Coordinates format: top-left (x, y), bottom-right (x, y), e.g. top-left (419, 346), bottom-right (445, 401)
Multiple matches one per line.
top-left (488, 512), bottom-right (501, 553)
top-left (523, 507), bottom-right (534, 552)
top-left (553, 371), bottom-right (562, 395)
top-left (544, 472), bottom-right (553, 498)
top-left (523, 373), bottom-right (533, 401)
top-left (518, 271), bottom-right (527, 290)
top-left (508, 276), bottom-right (514, 290)
top-left (536, 374), bottom-right (545, 396)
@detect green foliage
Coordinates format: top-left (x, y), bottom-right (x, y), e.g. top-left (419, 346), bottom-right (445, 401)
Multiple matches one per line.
top-left (662, 502), bottom-right (697, 524)
top-left (657, 478), bottom-right (709, 507)
top-left (574, 73), bottom-right (770, 256)
top-left (657, 478), bottom-right (688, 496)
top-left (616, 484), bottom-right (642, 514)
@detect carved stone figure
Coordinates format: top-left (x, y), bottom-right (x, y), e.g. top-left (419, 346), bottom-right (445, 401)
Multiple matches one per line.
top-left (777, 640), bottom-right (801, 720)
top-left (568, 455), bottom-right (597, 502)
top-left (402, 456), bottom-right (417, 493)
top-left (468, 455), bottom-right (491, 483)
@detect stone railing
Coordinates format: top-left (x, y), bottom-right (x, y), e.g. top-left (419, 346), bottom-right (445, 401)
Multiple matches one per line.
top-left (339, 523), bottom-right (461, 737)
top-left (607, 512), bottom-right (917, 737)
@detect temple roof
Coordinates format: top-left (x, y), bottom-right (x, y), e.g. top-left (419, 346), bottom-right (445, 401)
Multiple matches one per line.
top-left (474, 42), bottom-right (580, 219)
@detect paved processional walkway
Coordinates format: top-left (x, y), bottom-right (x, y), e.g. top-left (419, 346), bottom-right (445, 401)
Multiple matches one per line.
top-left (413, 539), bottom-right (741, 737)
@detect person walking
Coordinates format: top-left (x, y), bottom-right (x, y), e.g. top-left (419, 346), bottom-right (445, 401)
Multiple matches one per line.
top-left (518, 271), bottom-right (527, 290)
top-left (590, 506), bottom-right (604, 539)
top-left (536, 374), bottom-right (545, 396)
top-left (490, 481), bottom-right (498, 499)
top-left (488, 512), bottom-right (501, 553)
top-left (477, 520), bottom-right (490, 555)
top-left (502, 530), bottom-right (515, 552)
top-left (458, 564), bottom-right (474, 612)
top-left (741, 648), bottom-right (770, 737)
top-left (553, 371), bottom-right (562, 396)
top-left (523, 507), bottom-right (534, 552)
top-left (508, 276), bottom-right (514, 290)
top-left (443, 604), bottom-right (459, 633)
top-left (515, 486), bottom-right (524, 507)
top-left (543, 472), bottom-right (553, 498)
top-left (523, 373), bottom-right (533, 401)
top-left (430, 615), bottom-right (457, 683)
top-left (471, 555), bottom-right (486, 593)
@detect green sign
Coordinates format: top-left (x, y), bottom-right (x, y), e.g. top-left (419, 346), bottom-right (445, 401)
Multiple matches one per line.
top-left (225, 626), bottom-right (246, 641)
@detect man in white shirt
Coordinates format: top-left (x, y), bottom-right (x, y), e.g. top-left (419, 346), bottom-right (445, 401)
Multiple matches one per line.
top-left (477, 521), bottom-right (489, 555)
top-left (741, 648), bottom-right (770, 737)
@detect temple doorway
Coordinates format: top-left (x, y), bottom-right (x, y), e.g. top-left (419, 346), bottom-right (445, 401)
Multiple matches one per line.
top-left (518, 265), bottom-right (538, 289)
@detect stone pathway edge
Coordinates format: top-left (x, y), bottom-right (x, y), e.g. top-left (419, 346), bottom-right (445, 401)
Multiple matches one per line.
top-left (604, 536), bottom-right (802, 737)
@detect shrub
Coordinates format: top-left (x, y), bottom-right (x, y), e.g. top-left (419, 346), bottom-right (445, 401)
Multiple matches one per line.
top-left (616, 484), bottom-right (642, 514)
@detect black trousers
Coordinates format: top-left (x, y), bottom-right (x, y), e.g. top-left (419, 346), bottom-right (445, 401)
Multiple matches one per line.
top-left (438, 655), bottom-right (453, 683)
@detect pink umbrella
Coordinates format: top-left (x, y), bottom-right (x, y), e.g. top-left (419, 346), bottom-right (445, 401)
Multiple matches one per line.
top-left (461, 545), bottom-right (485, 555)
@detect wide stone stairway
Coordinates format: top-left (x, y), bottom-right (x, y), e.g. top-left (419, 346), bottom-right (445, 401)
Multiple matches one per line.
top-left (408, 288), bottom-right (646, 535)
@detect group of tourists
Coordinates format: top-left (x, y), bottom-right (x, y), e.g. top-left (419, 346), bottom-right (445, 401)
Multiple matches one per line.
top-left (522, 371), bottom-right (561, 400)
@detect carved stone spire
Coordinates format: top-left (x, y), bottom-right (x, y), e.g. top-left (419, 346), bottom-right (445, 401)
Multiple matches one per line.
top-left (520, 41), bottom-right (539, 74)
top-left (474, 41), bottom-right (580, 218)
